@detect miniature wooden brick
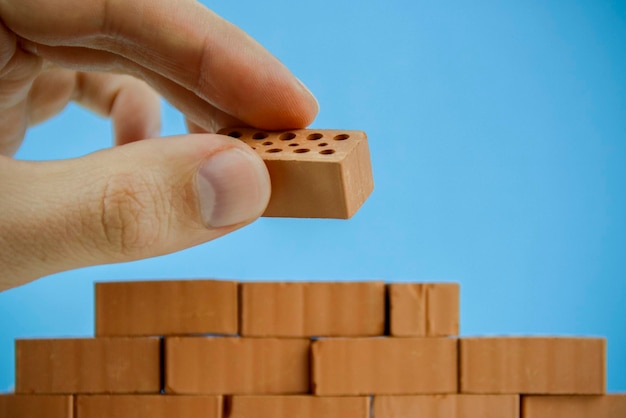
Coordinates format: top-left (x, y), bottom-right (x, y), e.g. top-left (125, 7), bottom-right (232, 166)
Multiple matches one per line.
top-left (522, 394), bottom-right (626, 418)
top-left (96, 279), bottom-right (238, 337)
top-left (240, 281), bottom-right (385, 337)
top-left (0, 394), bottom-right (73, 418)
top-left (228, 395), bottom-right (370, 418)
top-left (76, 395), bottom-right (223, 418)
top-left (374, 395), bottom-right (520, 418)
top-left (460, 337), bottom-right (606, 394)
top-left (217, 128), bottom-right (374, 219)
top-left (165, 337), bottom-right (310, 395)
top-left (15, 338), bottom-right (160, 394)
top-left (388, 283), bottom-right (460, 337)
top-left (311, 337), bottom-right (458, 395)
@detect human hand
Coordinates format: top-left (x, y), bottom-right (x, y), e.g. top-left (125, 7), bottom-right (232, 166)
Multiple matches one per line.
top-left (0, 0), bottom-right (318, 291)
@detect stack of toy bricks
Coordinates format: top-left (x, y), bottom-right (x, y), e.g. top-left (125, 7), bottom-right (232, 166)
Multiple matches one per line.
top-left (1, 280), bottom-right (624, 417)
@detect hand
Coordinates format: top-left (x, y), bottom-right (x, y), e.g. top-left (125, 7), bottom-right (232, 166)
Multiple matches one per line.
top-left (0, 0), bottom-right (319, 291)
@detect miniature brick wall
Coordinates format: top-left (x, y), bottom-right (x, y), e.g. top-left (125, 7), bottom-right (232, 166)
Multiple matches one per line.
top-left (2, 279), bottom-right (625, 418)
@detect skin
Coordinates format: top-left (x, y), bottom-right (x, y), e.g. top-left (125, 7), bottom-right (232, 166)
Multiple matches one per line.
top-left (0, 0), bottom-right (319, 292)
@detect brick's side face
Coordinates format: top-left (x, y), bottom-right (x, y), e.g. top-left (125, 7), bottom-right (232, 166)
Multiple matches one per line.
top-left (388, 283), bottom-right (460, 337)
top-left (241, 282), bottom-right (385, 337)
top-left (15, 338), bottom-right (161, 394)
top-left (165, 337), bottom-right (310, 394)
top-left (0, 395), bottom-right (73, 418)
top-left (229, 395), bottom-right (370, 418)
top-left (312, 338), bottom-right (458, 395)
top-left (460, 337), bottom-right (606, 394)
top-left (76, 395), bottom-right (223, 418)
top-left (374, 395), bottom-right (519, 418)
top-left (522, 395), bottom-right (626, 418)
top-left (95, 280), bottom-right (238, 337)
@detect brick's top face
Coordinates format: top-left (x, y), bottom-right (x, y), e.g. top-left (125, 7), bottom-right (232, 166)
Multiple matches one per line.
top-left (218, 128), bottom-right (366, 162)
top-left (0, 395), bottom-right (74, 418)
top-left (76, 395), bottom-right (223, 418)
top-left (241, 281), bottom-right (385, 337)
top-left (374, 394), bottom-right (520, 418)
top-left (229, 395), bottom-right (370, 418)
top-left (521, 394), bottom-right (626, 418)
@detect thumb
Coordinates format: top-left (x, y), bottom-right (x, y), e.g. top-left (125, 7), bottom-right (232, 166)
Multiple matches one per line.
top-left (0, 134), bottom-right (270, 291)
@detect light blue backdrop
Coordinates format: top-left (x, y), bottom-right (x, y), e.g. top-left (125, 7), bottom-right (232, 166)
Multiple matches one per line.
top-left (1, 0), bottom-right (625, 391)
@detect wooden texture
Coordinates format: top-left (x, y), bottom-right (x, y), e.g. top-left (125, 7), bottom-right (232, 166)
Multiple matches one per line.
top-left (460, 337), bottom-right (606, 394)
top-left (0, 394), bottom-right (73, 418)
top-left (240, 281), bottom-right (385, 337)
top-left (311, 337), bottom-right (458, 395)
top-left (96, 279), bottom-right (238, 337)
top-left (374, 395), bottom-right (519, 418)
top-left (76, 395), bottom-right (223, 418)
top-left (218, 128), bottom-right (374, 219)
top-left (15, 338), bottom-right (160, 394)
top-left (522, 395), bottom-right (626, 418)
top-left (165, 337), bottom-right (310, 395)
top-left (388, 283), bottom-right (460, 337)
top-left (228, 395), bottom-right (370, 418)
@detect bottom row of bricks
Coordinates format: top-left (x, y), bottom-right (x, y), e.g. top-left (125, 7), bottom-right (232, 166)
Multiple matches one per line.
top-left (1, 394), bottom-right (626, 418)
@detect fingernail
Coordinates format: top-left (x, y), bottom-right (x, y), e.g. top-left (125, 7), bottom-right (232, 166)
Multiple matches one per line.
top-left (295, 77), bottom-right (319, 110)
top-left (196, 147), bottom-right (270, 227)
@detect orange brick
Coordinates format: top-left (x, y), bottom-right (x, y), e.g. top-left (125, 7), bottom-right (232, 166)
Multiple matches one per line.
top-left (522, 395), bottom-right (626, 418)
top-left (240, 281), bottom-right (385, 337)
top-left (165, 337), bottom-right (309, 394)
top-left (388, 283), bottom-right (460, 337)
top-left (311, 337), bottom-right (457, 395)
top-left (16, 338), bottom-right (160, 394)
top-left (374, 395), bottom-right (519, 418)
top-left (76, 395), bottom-right (223, 418)
top-left (460, 337), bottom-right (605, 394)
top-left (96, 280), bottom-right (238, 337)
top-left (228, 395), bottom-right (370, 418)
top-left (218, 128), bottom-right (373, 219)
top-left (0, 394), bottom-right (73, 418)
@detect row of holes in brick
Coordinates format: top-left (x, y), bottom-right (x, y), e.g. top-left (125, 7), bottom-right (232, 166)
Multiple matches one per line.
top-left (226, 131), bottom-right (351, 142)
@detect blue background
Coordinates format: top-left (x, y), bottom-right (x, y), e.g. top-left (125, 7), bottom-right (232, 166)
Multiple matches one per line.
top-left (1, 0), bottom-right (625, 391)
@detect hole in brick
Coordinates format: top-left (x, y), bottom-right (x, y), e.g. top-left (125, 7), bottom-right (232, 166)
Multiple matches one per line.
top-left (334, 134), bottom-right (350, 141)
top-left (307, 133), bottom-right (323, 140)
top-left (266, 148), bottom-right (282, 153)
top-left (320, 149), bottom-right (335, 155)
top-left (226, 131), bottom-right (242, 138)
top-left (288, 143), bottom-right (298, 147)
top-left (253, 132), bottom-right (268, 139)
top-left (262, 141), bottom-right (273, 146)
top-left (294, 148), bottom-right (310, 153)
top-left (279, 132), bottom-right (296, 141)
top-left (319, 143), bottom-right (328, 147)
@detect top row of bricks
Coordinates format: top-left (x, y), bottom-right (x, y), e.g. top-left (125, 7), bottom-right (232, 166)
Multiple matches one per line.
top-left (95, 280), bottom-right (459, 338)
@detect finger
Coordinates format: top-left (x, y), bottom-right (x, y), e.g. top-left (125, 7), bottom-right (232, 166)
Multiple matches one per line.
top-left (0, 133), bottom-right (271, 291)
top-left (1, 0), bottom-right (319, 129)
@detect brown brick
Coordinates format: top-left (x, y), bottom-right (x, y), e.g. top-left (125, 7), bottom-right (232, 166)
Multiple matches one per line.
top-left (240, 281), bottom-right (385, 337)
top-left (460, 337), bottom-right (606, 394)
top-left (16, 338), bottom-right (160, 394)
top-left (522, 395), bottom-right (626, 418)
top-left (0, 394), bottom-right (73, 418)
top-left (312, 337), bottom-right (457, 395)
top-left (374, 395), bottom-right (519, 418)
top-left (165, 337), bottom-right (309, 394)
top-left (228, 395), bottom-right (369, 418)
top-left (388, 283), bottom-right (460, 337)
top-left (76, 395), bottom-right (223, 418)
top-left (218, 128), bottom-right (374, 219)
top-left (96, 280), bottom-right (238, 337)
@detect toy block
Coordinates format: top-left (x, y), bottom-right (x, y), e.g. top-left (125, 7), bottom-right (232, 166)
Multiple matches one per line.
top-left (165, 337), bottom-right (310, 394)
top-left (374, 395), bottom-right (519, 418)
top-left (217, 128), bottom-right (374, 219)
top-left (76, 395), bottom-right (223, 418)
top-left (522, 394), bottom-right (626, 418)
top-left (15, 338), bottom-right (160, 394)
top-left (96, 279), bottom-right (237, 337)
top-left (388, 283), bottom-right (460, 337)
top-left (460, 337), bottom-right (606, 394)
top-left (228, 395), bottom-right (370, 418)
top-left (240, 281), bottom-right (385, 337)
top-left (0, 394), bottom-right (73, 418)
top-left (311, 337), bottom-right (457, 395)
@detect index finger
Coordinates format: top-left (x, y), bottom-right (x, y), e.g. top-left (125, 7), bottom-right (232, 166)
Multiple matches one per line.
top-left (0, 0), bottom-right (318, 129)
